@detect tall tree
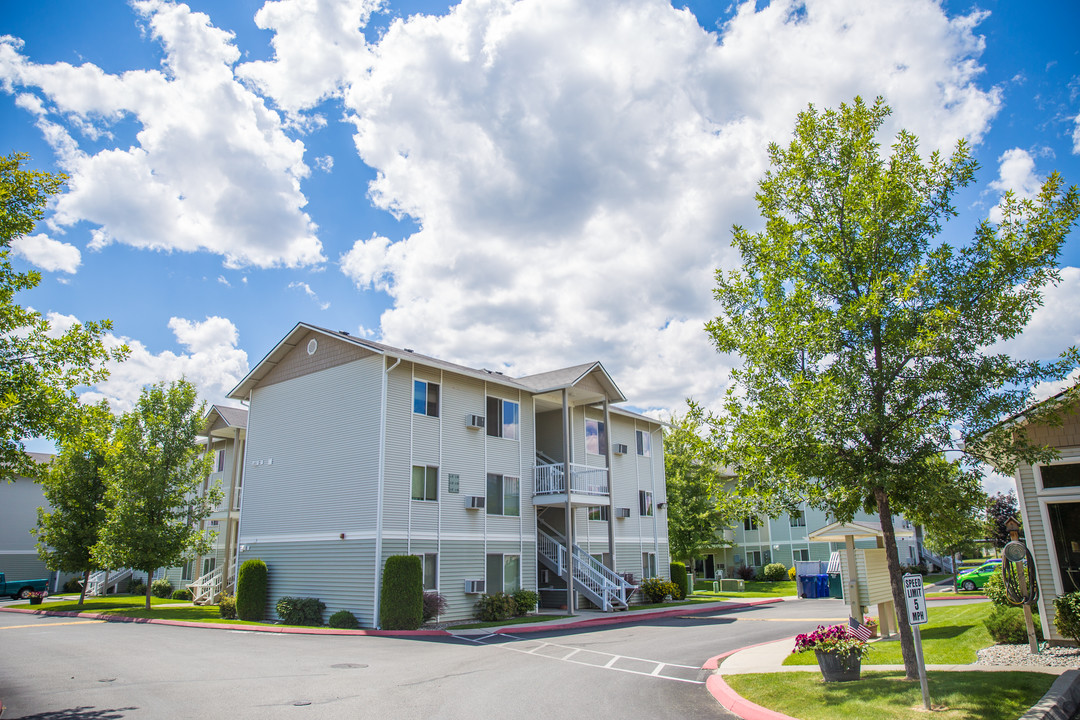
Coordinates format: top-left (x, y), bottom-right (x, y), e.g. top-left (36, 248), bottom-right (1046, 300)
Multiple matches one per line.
top-left (664, 404), bottom-right (732, 564)
top-left (0, 153), bottom-right (126, 481)
top-left (93, 380), bottom-right (218, 610)
top-left (32, 403), bottom-right (115, 605)
top-left (706, 96), bottom-right (1079, 680)
top-left (985, 490), bottom-right (1021, 549)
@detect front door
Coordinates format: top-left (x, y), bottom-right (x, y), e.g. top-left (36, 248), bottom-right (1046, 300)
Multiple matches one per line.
top-left (1048, 502), bottom-right (1080, 593)
top-left (705, 555), bottom-right (715, 579)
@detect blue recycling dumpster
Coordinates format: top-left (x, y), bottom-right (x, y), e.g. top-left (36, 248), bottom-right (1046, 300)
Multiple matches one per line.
top-left (816, 574), bottom-right (830, 598)
top-left (799, 575), bottom-right (818, 599)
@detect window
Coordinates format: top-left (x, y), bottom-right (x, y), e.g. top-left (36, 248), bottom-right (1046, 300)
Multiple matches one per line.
top-left (486, 474), bottom-right (520, 516)
top-left (417, 553), bottom-right (437, 591)
top-left (642, 551), bottom-right (657, 579)
top-left (413, 380), bottom-right (439, 417)
top-left (182, 560), bottom-right (194, 582)
top-left (794, 549), bottom-right (809, 562)
top-left (202, 557), bottom-right (216, 576)
top-left (743, 517), bottom-right (758, 531)
top-left (636, 430), bottom-right (651, 457)
top-left (1041, 463), bottom-right (1080, 489)
top-left (585, 419), bottom-right (607, 455)
top-left (909, 546), bottom-right (917, 562)
top-left (411, 465), bottom-right (438, 501)
top-left (789, 511), bottom-right (805, 527)
top-left (639, 490), bottom-right (653, 517)
top-left (588, 506), bottom-right (610, 521)
top-left (215, 448), bottom-right (226, 473)
top-left (747, 551), bottom-right (762, 567)
top-left (486, 553), bottom-right (521, 593)
top-left (486, 397), bottom-right (520, 439)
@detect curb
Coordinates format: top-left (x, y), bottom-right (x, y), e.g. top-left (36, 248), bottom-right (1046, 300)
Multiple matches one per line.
top-left (0, 597), bottom-right (781, 637)
top-left (703, 645), bottom-right (798, 720)
top-left (1020, 669), bottom-right (1080, 720)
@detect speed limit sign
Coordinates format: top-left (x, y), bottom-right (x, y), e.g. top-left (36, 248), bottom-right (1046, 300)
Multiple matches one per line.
top-left (904, 573), bottom-right (927, 625)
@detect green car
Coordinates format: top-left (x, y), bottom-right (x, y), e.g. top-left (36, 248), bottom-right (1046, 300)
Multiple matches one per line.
top-left (957, 560), bottom-right (1002, 591)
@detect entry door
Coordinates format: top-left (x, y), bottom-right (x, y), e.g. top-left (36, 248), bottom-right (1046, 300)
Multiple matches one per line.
top-left (1048, 502), bottom-right (1080, 593)
top-left (705, 555), bottom-right (715, 579)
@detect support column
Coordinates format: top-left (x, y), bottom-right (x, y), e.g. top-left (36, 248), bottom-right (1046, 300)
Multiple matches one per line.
top-left (563, 389), bottom-right (574, 614)
top-left (845, 535), bottom-right (860, 624)
top-left (603, 399), bottom-right (616, 571)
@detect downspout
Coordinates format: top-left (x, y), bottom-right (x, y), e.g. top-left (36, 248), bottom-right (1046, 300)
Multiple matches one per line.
top-left (563, 388), bottom-right (574, 615)
top-left (234, 394), bottom-right (252, 588)
top-left (603, 400), bottom-right (615, 572)
top-left (374, 355), bottom-right (401, 629)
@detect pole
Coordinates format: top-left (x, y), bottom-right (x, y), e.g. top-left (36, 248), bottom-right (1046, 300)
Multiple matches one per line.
top-left (913, 625), bottom-right (931, 711)
top-left (1009, 524), bottom-right (1039, 654)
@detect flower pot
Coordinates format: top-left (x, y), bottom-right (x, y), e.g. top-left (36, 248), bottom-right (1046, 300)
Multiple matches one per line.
top-left (29, 596), bottom-right (43, 606)
top-left (814, 649), bottom-right (862, 682)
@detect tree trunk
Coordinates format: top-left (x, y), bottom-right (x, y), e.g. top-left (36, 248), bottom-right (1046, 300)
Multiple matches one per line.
top-left (145, 570), bottom-right (153, 611)
top-left (875, 486), bottom-right (919, 681)
top-left (79, 568), bottom-right (90, 606)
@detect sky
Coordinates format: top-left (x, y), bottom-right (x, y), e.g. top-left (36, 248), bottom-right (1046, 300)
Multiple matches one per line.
top-left (2, 0), bottom-right (1079, 495)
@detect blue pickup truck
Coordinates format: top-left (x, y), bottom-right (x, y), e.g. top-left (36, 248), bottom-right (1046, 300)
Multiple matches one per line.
top-left (0, 572), bottom-right (50, 599)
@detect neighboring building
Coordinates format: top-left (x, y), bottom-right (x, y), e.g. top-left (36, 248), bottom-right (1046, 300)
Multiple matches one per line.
top-left (695, 505), bottom-right (921, 580)
top-left (991, 387), bottom-right (1080, 645)
top-left (227, 322), bottom-right (668, 626)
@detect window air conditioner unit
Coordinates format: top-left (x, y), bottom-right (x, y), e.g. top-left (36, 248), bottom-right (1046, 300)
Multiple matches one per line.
top-left (465, 580), bottom-right (485, 594)
top-left (465, 495), bottom-right (486, 510)
top-left (613, 443), bottom-right (628, 455)
top-left (466, 414), bottom-right (485, 429)
top-left (615, 507), bottom-right (631, 518)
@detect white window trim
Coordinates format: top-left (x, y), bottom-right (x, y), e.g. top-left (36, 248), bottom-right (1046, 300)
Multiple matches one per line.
top-left (411, 465), bottom-right (439, 502)
top-left (486, 474), bottom-right (520, 517)
top-left (413, 379), bottom-right (440, 418)
top-left (1034, 460), bottom-right (1080, 496)
top-left (416, 552), bottom-right (438, 591)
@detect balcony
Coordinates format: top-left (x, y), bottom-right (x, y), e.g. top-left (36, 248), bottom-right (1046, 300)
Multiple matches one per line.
top-left (533, 463), bottom-right (609, 506)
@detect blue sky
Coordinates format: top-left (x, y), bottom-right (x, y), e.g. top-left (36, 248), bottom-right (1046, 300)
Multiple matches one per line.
top-left (3, 0), bottom-right (1079, 493)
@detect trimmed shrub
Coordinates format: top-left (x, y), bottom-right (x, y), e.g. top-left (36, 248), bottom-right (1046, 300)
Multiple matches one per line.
top-left (641, 577), bottom-right (678, 603)
top-left (218, 595), bottom-right (237, 619)
top-left (475, 592), bottom-right (517, 622)
top-left (762, 563), bottom-right (787, 582)
top-left (736, 565), bottom-right (756, 581)
top-left (984, 604), bottom-right (1043, 644)
top-left (669, 563), bottom-right (688, 600)
top-left (172, 588), bottom-right (193, 601)
top-left (512, 589), bottom-right (540, 616)
top-left (151, 578), bottom-right (174, 598)
top-left (236, 558), bottom-right (268, 621)
top-left (62, 577), bottom-right (83, 594)
top-left (788, 566), bottom-right (797, 581)
top-left (129, 578), bottom-right (146, 596)
top-left (379, 555), bottom-right (423, 630)
top-left (276, 596), bottom-right (326, 626)
top-left (1054, 591), bottom-right (1080, 644)
top-left (328, 610), bottom-right (360, 629)
top-left (423, 591), bottom-right (448, 622)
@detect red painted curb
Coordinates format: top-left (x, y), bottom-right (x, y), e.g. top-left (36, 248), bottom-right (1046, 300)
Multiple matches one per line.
top-left (495, 597), bottom-right (784, 634)
top-left (707, 674), bottom-right (798, 720)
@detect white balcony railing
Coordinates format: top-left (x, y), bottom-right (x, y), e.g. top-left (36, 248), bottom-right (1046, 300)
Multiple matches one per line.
top-left (534, 463), bottom-right (609, 497)
top-left (214, 486), bottom-right (242, 513)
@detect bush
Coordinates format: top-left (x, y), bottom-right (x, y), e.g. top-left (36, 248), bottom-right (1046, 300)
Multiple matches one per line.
top-left (1054, 591), bottom-right (1080, 644)
top-left (984, 604), bottom-right (1043, 644)
top-left (62, 577), bottom-right (83, 594)
top-left (379, 555), bottom-right (423, 630)
top-left (423, 591), bottom-right (448, 622)
top-left (762, 563), bottom-right (787, 582)
top-left (641, 577), bottom-right (678, 603)
top-left (983, 571), bottom-right (1011, 606)
top-left (899, 564), bottom-right (926, 576)
top-left (328, 610), bottom-right (360, 629)
top-left (670, 563), bottom-right (688, 599)
top-left (788, 566), bottom-right (797, 581)
top-left (736, 565), bottom-right (756, 581)
top-left (276, 596), bottom-right (326, 626)
top-left (513, 589), bottom-right (540, 616)
top-left (236, 558), bottom-right (268, 621)
top-left (172, 588), bottom-right (193, 601)
top-left (151, 578), bottom-right (174, 598)
top-left (475, 592), bottom-right (517, 622)
top-left (128, 578), bottom-right (146, 596)
top-left (218, 595), bottom-right (237, 619)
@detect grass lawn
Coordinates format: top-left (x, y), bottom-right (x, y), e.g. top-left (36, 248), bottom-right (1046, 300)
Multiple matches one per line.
top-left (17, 596), bottom-right (282, 627)
top-left (692, 580), bottom-right (797, 598)
top-left (26, 595), bottom-right (186, 611)
top-left (725, 670), bottom-right (1053, 720)
top-left (783, 602), bottom-right (992, 666)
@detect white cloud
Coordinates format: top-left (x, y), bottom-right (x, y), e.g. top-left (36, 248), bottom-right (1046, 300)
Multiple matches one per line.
top-left (0, 2), bottom-right (324, 269)
top-left (993, 267), bottom-right (1080, 362)
top-left (1072, 110), bottom-right (1080, 155)
top-left (988, 147), bottom-right (1043, 223)
top-left (315, 155), bottom-right (333, 172)
top-left (10, 233), bottom-right (82, 273)
top-left (79, 316), bottom-right (250, 412)
top-left (288, 280), bottom-right (330, 310)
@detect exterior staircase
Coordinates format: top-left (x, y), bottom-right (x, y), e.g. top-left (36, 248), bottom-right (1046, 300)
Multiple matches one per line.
top-left (85, 568), bottom-right (134, 596)
top-left (920, 547), bottom-right (956, 573)
top-left (537, 523), bottom-right (636, 611)
top-left (188, 565), bottom-right (235, 605)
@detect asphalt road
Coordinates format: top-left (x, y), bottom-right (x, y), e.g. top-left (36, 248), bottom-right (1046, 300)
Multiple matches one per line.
top-left (0, 598), bottom-right (853, 720)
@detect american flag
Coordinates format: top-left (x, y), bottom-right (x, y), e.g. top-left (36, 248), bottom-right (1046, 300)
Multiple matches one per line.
top-left (848, 618), bottom-right (873, 641)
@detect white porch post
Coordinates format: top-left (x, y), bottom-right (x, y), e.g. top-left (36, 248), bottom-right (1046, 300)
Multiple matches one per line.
top-left (603, 399), bottom-right (615, 572)
top-left (563, 388), bottom-right (574, 615)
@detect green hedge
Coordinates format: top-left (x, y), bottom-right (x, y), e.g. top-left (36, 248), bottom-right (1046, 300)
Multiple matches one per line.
top-left (983, 605), bottom-right (1043, 644)
top-left (328, 609), bottom-right (360, 629)
top-left (236, 558), bottom-right (268, 621)
top-left (380, 555), bottom-right (423, 630)
top-left (277, 596), bottom-right (326, 626)
top-left (670, 563), bottom-right (688, 599)
top-left (1054, 592), bottom-right (1080, 644)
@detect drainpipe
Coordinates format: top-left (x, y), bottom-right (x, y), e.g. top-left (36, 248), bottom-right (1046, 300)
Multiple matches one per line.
top-left (234, 395), bottom-right (252, 592)
top-left (603, 400), bottom-right (615, 575)
top-left (374, 355), bottom-right (401, 629)
top-left (563, 388), bottom-right (574, 615)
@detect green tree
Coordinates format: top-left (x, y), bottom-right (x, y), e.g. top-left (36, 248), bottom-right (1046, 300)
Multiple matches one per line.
top-left (664, 404), bottom-right (732, 564)
top-left (93, 380), bottom-right (219, 610)
top-left (906, 460), bottom-right (986, 590)
top-left (706, 96), bottom-right (1079, 680)
top-left (32, 403), bottom-right (116, 605)
top-left (985, 490), bottom-right (1021, 549)
top-left (0, 153), bottom-right (126, 480)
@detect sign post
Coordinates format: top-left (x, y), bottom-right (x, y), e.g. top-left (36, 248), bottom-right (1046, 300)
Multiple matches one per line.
top-left (903, 573), bottom-right (931, 711)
